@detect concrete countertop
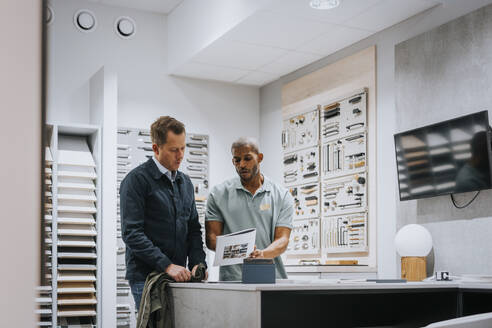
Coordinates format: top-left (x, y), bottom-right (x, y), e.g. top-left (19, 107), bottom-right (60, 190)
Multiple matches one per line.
top-left (285, 265), bottom-right (377, 273)
top-left (169, 280), bottom-right (492, 292)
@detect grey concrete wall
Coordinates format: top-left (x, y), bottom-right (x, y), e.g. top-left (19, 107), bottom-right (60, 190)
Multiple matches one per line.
top-left (395, 4), bottom-right (492, 275)
top-left (260, 0), bottom-right (492, 278)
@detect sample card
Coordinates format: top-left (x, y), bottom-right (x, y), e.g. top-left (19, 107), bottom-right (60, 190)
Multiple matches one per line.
top-left (214, 228), bottom-right (256, 266)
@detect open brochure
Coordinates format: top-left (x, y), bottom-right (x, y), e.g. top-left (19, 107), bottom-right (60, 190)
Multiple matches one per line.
top-left (213, 228), bottom-right (256, 266)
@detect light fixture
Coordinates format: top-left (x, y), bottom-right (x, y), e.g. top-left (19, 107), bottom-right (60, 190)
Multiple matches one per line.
top-left (115, 16), bottom-right (136, 39)
top-left (46, 5), bottom-right (54, 25)
top-left (395, 224), bottom-right (433, 281)
top-left (74, 9), bottom-right (97, 33)
top-left (309, 0), bottom-right (341, 10)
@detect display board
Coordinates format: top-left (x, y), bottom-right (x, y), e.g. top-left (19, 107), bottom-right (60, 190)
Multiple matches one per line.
top-left (56, 130), bottom-right (100, 327)
top-left (36, 124), bottom-right (101, 328)
top-left (283, 90), bottom-right (370, 266)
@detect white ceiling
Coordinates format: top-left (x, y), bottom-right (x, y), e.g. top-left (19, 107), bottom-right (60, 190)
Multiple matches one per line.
top-left (173, 0), bottom-right (441, 86)
top-left (89, 0), bottom-right (183, 14)
top-left (91, 0), bottom-right (441, 86)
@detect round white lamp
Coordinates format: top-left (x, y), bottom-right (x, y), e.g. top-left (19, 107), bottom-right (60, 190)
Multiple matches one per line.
top-left (395, 224), bottom-right (433, 281)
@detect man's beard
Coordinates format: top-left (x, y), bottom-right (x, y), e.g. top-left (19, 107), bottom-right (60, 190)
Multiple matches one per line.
top-left (238, 164), bottom-right (258, 182)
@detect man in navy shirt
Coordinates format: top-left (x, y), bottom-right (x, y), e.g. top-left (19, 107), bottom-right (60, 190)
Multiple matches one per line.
top-left (120, 116), bottom-right (207, 309)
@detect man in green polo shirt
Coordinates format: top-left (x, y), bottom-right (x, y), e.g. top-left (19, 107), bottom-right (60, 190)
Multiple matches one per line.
top-left (205, 137), bottom-right (293, 281)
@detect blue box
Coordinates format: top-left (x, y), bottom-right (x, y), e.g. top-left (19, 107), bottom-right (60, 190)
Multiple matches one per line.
top-left (242, 258), bottom-right (276, 284)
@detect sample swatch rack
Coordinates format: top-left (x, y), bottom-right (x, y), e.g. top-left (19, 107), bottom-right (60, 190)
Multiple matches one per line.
top-left (39, 124), bottom-right (101, 328)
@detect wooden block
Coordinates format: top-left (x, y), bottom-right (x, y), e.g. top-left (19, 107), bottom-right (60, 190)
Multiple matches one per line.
top-left (325, 260), bottom-right (358, 265)
top-left (401, 256), bottom-right (426, 281)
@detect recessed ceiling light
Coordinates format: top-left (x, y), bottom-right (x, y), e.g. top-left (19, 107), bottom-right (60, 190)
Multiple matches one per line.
top-left (74, 9), bottom-right (97, 33)
top-left (46, 5), bottom-right (54, 25)
top-left (309, 0), bottom-right (341, 10)
top-left (115, 16), bottom-right (136, 39)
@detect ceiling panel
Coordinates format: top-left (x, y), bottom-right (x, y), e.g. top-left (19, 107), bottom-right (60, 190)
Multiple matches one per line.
top-left (297, 25), bottom-right (372, 56)
top-left (263, 0), bottom-right (383, 25)
top-left (224, 11), bottom-right (332, 50)
top-left (172, 62), bottom-right (249, 83)
top-left (343, 0), bottom-right (439, 31)
top-left (192, 39), bottom-right (287, 71)
top-left (235, 71), bottom-right (278, 86)
top-left (167, 0), bottom-right (442, 86)
top-left (99, 0), bottom-right (183, 14)
top-left (259, 51), bottom-right (323, 75)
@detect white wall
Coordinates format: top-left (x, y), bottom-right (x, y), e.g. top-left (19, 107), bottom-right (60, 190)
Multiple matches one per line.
top-left (0, 0), bottom-right (41, 326)
top-left (259, 0), bottom-right (492, 278)
top-left (48, 0), bottom-right (260, 190)
top-left (89, 67), bottom-right (118, 327)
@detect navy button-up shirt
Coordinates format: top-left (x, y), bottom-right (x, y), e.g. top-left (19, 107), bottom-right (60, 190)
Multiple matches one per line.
top-left (120, 158), bottom-right (206, 282)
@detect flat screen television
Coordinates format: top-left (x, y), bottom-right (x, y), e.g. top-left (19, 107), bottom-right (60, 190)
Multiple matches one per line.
top-left (394, 111), bottom-right (492, 201)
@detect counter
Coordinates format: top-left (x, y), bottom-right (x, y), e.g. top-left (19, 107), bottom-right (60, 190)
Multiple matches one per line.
top-left (168, 280), bottom-right (492, 328)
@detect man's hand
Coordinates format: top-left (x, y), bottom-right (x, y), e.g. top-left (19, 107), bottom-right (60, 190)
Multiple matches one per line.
top-left (191, 264), bottom-right (209, 281)
top-left (249, 245), bottom-right (265, 259)
top-left (165, 264), bottom-right (191, 282)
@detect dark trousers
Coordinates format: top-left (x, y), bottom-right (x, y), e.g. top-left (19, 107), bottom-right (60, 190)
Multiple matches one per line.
top-left (129, 280), bottom-right (146, 311)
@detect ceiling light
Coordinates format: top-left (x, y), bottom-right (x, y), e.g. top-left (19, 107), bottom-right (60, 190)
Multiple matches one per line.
top-left (115, 16), bottom-right (136, 39)
top-left (309, 0), bottom-right (341, 10)
top-left (74, 9), bottom-right (97, 33)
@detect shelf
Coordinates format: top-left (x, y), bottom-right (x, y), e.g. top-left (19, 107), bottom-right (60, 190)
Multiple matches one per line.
top-left (57, 203), bottom-right (97, 214)
top-left (57, 136), bottom-right (96, 167)
top-left (58, 224), bottom-right (97, 237)
top-left (57, 168), bottom-right (97, 179)
top-left (58, 190), bottom-right (97, 202)
top-left (58, 294), bottom-right (97, 305)
top-left (58, 236), bottom-right (96, 247)
top-left (58, 177), bottom-right (96, 191)
top-left (57, 252), bottom-right (97, 259)
top-left (57, 214), bottom-right (95, 225)
top-left (58, 271), bottom-right (96, 282)
top-left (57, 282), bottom-right (96, 294)
top-left (57, 306), bottom-right (97, 317)
top-left (57, 264), bottom-right (97, 271)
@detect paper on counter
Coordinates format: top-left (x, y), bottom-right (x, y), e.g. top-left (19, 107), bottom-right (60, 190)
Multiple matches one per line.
top-left (213, 228), bottom-right (256, 267)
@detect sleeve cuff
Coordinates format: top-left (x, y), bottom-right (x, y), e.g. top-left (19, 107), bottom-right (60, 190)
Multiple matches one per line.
top-left (204, 217), bottom-right (224, 222)
top-left (155, 256), bottom-right (172, 273)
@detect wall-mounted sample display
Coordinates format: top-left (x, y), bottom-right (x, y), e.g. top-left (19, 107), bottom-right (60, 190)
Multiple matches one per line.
top-left (283, 90), bottom-right (371, 267)
top-left (281, 47), bottom-right (376, 273)
top-left (56, 129), bottom-right (100, 327)
top-left (283, 146), bottom-right (320, 186)
top-left (321, 133), bottom-right (367, 177)
top-left (183, 134), bottom-right (209, 195)
top-left (321, 93), bottom-right (367, 143)
top-left (115, 127), bottom-right (143, 328)
top-left (322, 212), bottom-right (367, 253)
top-left (320, 91), bottom-right (368, 253)
top-left (34, 124), bottom-right (102, 328)
top-left (115, 127), bottom-right (210, 327)
top-left (282, 108), bottom-right (319, 153)
top-left (288, 183), bottom-right (320, 221)
top-left (286, 218), bottom-right (320, 256)
top-left (321, 173), bottom-right (367, 216)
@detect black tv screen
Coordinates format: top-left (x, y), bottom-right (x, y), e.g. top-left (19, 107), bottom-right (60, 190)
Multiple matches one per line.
top-left (394, 111), bottom-right (492, 201)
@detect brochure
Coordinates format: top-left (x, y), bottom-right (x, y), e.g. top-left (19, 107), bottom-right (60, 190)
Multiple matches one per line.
top-left (213, 228), bottom-right (256, 266)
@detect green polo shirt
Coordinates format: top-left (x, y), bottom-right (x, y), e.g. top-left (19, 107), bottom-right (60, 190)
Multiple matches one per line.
top-left (205, 175), bottom-right (293, 281)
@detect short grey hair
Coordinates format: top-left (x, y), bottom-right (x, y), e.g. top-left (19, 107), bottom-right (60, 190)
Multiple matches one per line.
top-left (231, 137), bottom-right (260, 154)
